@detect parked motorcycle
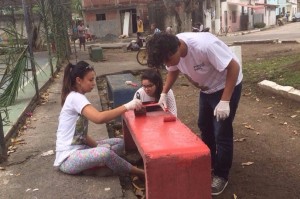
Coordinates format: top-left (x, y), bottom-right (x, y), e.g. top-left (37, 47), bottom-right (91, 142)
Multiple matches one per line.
top-left (277, 17), bottom-right (284, 26)
top-left (192, 27), bottom-right (210, 32)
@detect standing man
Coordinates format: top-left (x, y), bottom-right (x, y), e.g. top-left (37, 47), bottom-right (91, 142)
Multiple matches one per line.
top-left (77, 21), bottom-right (86, 51)
top-left (136, 16), bottom-right (144, 47)
top-left (146, 32), bottom-right (243, 196)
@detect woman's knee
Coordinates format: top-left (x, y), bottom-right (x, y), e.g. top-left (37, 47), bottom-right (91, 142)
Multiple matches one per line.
top-left (94, 147), bottom-right (111, 160)
top-left (115, 138), bottom-right (124, 146)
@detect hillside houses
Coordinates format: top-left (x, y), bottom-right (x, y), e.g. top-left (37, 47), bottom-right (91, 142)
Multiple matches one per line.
top-left (81, 0), bottom-right (299, 39)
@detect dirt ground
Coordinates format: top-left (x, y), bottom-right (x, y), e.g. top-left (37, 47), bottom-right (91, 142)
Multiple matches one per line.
top-left (164, 43), bottom-right (300, 199)
top-left (104, 43), bottom-right (300, 199)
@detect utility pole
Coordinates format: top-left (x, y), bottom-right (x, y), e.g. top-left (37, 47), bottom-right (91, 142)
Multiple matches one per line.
top-left (22, 0), bottom-right (40, 102)
top-left (248, 0), bottom-right (252, 30)
top-left (215, 0), bottom-right (221, 35)
top-left (41, 0), bottom-right (54, 77)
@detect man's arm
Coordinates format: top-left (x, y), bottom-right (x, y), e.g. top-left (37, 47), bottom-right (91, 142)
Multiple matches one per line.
top-left (221, 59), bottom-right (240, 101)
top-left (159, 70), bottom-right (180, 110)
top-left (213, 58), bottom-right (240, 121)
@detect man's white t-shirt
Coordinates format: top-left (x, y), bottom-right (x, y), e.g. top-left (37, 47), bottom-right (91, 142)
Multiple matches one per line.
top-left (167, 32), bottom-right (243, 94)
top-left (133, 88), bottom-right (177, 116)
top-left (54, 91), bottom-right (90, 167)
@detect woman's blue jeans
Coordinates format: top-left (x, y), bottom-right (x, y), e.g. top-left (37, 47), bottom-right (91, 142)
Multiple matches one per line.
top-left (198, 83), bottom-right (242, 180)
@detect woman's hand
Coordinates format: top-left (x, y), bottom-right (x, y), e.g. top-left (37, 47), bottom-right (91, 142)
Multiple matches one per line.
top-left (124, 99), bottom-right (142, 110)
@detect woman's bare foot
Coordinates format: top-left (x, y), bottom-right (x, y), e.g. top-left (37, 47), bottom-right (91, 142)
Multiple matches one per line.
top-left (82, 166), bottom-right (114, 177)
top-left (131, 166), bottom-right (145, 180)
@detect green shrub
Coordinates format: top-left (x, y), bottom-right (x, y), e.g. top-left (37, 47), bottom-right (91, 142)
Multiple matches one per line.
top-left (254, 22), bottom-right (266, 28)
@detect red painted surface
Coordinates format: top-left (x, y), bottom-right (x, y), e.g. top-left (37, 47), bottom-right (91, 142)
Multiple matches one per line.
top-left (122, 110), bottom-right (211, 199)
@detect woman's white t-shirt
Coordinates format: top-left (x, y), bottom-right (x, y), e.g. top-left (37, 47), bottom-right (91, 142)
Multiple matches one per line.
top-left (133, 88), bottom-right (177, 116)
top-left (54, 91), bottom-right (90, 167)
top-left (167, 32), bottom-right (243, 94)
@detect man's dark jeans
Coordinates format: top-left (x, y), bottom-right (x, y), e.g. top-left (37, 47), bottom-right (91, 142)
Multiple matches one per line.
top-left (198, 83), bottom-right (242, 180)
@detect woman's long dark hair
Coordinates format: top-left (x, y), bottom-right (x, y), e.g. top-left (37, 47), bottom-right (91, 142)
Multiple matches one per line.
top-left (61, 61), bottom-right (94, 106)
top-left (141, 69), bottom-right (163, 101)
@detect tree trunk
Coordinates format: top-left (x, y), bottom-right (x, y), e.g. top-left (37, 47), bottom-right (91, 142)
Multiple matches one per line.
top-left (0, 114), bottom-right (7, 163)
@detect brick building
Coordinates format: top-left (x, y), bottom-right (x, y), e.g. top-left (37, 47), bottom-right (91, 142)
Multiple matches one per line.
top-left (82, 0), bottom-right (153, 40)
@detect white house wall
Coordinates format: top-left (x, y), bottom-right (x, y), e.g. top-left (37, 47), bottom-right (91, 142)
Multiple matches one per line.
top-left (221, 1), bottom-right (228, 32)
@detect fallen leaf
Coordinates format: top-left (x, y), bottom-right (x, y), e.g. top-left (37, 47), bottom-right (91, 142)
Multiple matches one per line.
top-left (234, 138), bottom-right (246, 142)
top-left (243, 92), bottom-right (251, 96)
top-left (267, 107), bottom-right (272, 109)
top-left (41, 150), bottom-right (54, 157)
top-left (8, 146), bottom-right (17, 150)
top-left (26, 188), bottom-right (31, 192)
top-left (32, 188), bottom-right (39, 192)
top-left (135, 188), bottom-right (145, 197)
top-left (290, 115), bottom-right (297, 118)
top-left (279, 122), bottom-right (287, 125)
top-left (0, 167), bottom-right (5, 170)
top-left (11, 138), bottom-right (25, 145)
top-left (233, 193), bottom-right (238, 199)
top-left (104, 187), bottom-right (110, 191)
top-left (242, 162), bottom-right (254, 166)
top-left (245, 125), bottom-right (255, 130)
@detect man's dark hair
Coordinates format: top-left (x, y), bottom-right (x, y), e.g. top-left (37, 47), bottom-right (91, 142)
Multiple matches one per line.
top-left (146, 33), bottom-right (180, 68)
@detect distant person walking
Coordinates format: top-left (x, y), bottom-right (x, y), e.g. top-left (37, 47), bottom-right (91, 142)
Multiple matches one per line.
top-left (136, 16), bottom-right (144, 36)
top-left (77, 21), bottom-right (86, 51)
top-left (136, 16), bottom-right (144, 47)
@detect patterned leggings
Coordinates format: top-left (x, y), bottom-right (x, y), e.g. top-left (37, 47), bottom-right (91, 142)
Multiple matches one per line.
top-left (59, 138), bottom-right (132, 175)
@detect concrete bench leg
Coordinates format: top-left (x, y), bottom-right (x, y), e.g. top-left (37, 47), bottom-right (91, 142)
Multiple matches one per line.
top-left (122, 120), bottom-right (137, 151)
top-left (145, 153), bottom-right (211, 199)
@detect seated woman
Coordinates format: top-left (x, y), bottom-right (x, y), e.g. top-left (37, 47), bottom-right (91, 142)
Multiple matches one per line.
top-left (54, 60), bottom-right (144, 178)
top-left (133, 69), bottom-right (177, 116)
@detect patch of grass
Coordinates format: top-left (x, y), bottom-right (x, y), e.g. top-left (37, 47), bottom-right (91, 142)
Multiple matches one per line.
top-left (243, 54), bottom-right (300, 89)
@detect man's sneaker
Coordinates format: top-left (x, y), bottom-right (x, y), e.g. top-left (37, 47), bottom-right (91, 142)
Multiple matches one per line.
top-left (211, 175), bottom-right (228, 196)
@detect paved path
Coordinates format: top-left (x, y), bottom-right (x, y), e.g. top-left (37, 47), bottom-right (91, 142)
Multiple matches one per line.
top-left (0, 46), bottom-right (147, 198)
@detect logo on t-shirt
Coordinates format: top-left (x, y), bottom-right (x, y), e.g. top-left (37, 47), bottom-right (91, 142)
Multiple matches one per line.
top-left (193, 63), bottom-right (205, 71)
top-left (72, 115), bottom-right (88, 145)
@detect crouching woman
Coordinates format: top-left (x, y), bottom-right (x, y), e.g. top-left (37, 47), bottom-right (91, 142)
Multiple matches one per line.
top-left (54, 61), bottom-right (144, 178)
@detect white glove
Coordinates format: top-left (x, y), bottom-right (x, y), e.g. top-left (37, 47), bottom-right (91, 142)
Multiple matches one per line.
top-left (124, 99), bottom-right (142, 111)
top-left (214, 101), bottom-right (230, 122)
top-left (158, 93), bottom-right (167, 111)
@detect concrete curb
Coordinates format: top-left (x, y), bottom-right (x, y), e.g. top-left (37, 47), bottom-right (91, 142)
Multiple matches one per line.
top-left (258, 80), bottom-right (300, 102)
top-left (233, 39), bottom-right (280, 45)
top-left (232, 39), bottom-right (300, 45)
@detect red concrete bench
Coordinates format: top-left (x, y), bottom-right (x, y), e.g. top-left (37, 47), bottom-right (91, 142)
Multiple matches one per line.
top-left (122, 110), bottom-right (211, 199)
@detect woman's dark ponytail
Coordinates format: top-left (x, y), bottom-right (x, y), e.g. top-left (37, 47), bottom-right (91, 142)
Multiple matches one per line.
top-left (61, 63), bottom-right (74, 106)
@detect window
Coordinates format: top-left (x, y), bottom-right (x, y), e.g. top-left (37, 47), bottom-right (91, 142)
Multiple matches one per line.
top-left (96, 14), bottom-right (106, 21)
top-left (232, 11), bottom-right (237, 23)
